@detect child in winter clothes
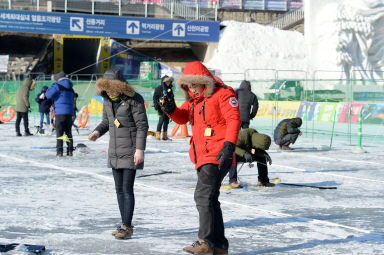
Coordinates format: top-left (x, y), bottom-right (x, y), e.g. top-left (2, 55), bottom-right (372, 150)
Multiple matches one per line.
top-left (161, 61), bottom-right (241, 255)
top-left (88, 69), bottom-right (148, 240)
top-left (35, 86), bottom-right (53, 134)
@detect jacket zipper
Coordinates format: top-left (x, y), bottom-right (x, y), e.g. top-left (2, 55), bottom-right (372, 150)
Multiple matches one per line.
top-left (192, 141), bottom-right (197, 164)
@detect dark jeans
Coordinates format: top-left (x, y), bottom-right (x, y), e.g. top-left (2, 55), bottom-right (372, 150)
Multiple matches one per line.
top-left (55, 114), bottom-right (73, 153)
top-left (195, 163), bottom-right (229, 249)
top-left (15, 111), bottom-right (29, 134)
top-left (156, 113), bottom-right (170, 132)
top-left (241, 121), bottom-right (249, 129)
top-left (276, 133), bottom-right (299, 146)
top-left (229, 154), bottom-right (270, 183)
top-left (112, 168), bottom-right (136, 227)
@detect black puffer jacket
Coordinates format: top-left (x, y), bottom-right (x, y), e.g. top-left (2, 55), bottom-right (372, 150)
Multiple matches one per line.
top-left (153, 76), bottom-right (174, 115)
top-left (235, 80), bottom-right (259, 122)
top-left (94, 77), bottom-right (149, 170)
top-left (273, 118), bottom-right (302, 143)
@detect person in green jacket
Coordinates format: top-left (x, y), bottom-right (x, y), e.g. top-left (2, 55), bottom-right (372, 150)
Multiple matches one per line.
top-left (228, 128), bottom-right (274, 188)
top-left (15, 77), bottom-right (35, 136)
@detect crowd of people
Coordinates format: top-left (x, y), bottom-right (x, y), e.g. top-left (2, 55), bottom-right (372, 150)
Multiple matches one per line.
top-left (8, 62), bottom-right (303, 255)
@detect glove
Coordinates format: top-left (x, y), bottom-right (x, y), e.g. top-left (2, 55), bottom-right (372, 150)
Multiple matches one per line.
top-left (160, 90), bottom-right (176, 115)
top-left (299, 131), bottom-right (302, 136)
top-left (215, 141), bottom-right (236, 171)
top-left (243, 152), bottom-right (253, 163)
top-left (264, 151), bottom-right (272, 165)
top-left (39, 93), bottom-right (45, 99)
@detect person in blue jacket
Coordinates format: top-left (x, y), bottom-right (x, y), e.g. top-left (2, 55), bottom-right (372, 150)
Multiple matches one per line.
top-left (35, 86), bottom-right (53, 134)
top-left (45, 71), bottom-right (75, 156)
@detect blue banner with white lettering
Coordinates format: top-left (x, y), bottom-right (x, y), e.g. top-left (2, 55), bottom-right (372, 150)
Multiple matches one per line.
top-left (0, 9), bottom-right (220, 42)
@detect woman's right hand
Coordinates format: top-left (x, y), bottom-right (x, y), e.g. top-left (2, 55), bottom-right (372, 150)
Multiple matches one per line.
top-left (88, 130), bottom-right (100, 141)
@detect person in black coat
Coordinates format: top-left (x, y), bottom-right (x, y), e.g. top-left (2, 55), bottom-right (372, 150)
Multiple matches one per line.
top-left (235, 80), bottom-right (259, 129)
top-left (274, 117), bottom-right (302, 150)
top-left (152, 75), bottom-right (174, 140)
top-left (35, 86), bottom-right (53, 133)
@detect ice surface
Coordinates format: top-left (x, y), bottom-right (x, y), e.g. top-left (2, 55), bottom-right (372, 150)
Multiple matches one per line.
top-left (0, 120), bottom-right (384, 254)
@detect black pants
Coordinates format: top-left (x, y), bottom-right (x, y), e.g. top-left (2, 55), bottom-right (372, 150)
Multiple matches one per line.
top-left (276, 133), bottom-right (299, 146)
top-left (112, 168), bottom-right (136, 227)
top-left (15, 111), bottom-right (29, 134)
top-left (55, 114), bottom-right (73, 153)
top-left (195, 163), bottom-right (229, 249)
top-left (241, 121), bottom-right (249, 129)
top-left (229, 155), bottom-right (270, 183)
top-left (156, 113), bottom-right (170, 132)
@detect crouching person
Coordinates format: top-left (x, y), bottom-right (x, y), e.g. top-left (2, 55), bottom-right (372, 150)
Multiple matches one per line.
top-left (160, 61), bottom-right (241, 255)
top-left (88, 69), bottom-right (149, 240)
top-left (229, 128), bottom-right (274, 188)
top-left (274, 117), bottom-right (302, 150)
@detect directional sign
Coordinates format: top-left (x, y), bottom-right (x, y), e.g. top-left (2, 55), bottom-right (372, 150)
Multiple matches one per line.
top-left (126, 21), bottom-right (140, 35)
top-left (172, 23), bottom-right (185, 37)
top-left (0, 9), bottom-right (219, 42)
top-left (70, 17), bottom-right (84, 31)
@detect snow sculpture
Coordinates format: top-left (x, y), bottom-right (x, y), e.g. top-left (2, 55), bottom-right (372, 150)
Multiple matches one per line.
top-left (336, 0), bottom-right (384, 79)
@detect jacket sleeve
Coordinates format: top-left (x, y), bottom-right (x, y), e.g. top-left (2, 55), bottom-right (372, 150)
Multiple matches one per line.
top-left (131, 94), bottom-right (149, 150)
top-left (235, 146), bottom-right (246, 158)
top-left (153, 86), bottom-right (161, 110)
top-left (94, 101), bottom-right (110, 137)
top-left (219, 88), bottom-right (241, 145)
top-left (169, 101), bottom-right (190, 124)
top-left (250, 94), bottom-right (259, 119)
top-left (45, 84), bottom-right (59, 100)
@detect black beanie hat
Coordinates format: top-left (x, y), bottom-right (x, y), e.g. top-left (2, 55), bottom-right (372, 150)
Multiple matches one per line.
top-left (293, 117), bottom-right (302, 127)
top-left (103, 69), bottom-right (126, 82)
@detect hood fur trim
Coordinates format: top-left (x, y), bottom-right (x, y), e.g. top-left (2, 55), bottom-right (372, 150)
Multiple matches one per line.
top-left (177, 75), bottom-right (215, 102)
top-left (95, 79), bottom-right (135, 97)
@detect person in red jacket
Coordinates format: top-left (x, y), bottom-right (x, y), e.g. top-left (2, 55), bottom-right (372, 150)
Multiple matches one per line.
top-left (161, 61), bottom-right (241, 255)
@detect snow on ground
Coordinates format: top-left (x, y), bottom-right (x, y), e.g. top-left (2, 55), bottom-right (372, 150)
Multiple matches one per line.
top-left (1, 119), bottom-right (384, 255)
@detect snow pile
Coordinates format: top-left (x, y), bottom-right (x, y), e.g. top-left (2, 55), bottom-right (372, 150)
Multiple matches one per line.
top-left (206, 21), bottom-right (307, 79)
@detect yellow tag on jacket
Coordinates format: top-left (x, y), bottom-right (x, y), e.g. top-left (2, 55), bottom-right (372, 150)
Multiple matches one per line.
top-left (114, 119), bottom-right (121, 128)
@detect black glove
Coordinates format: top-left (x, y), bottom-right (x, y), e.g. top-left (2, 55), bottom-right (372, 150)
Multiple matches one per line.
top-left (160, 90), bottom-right (176, 115)
top-left (264, 151), bottom-right (272, 165)
top-left (243, 152), bottom-right (253, 163)
top-left (215, 141), bottom-right (236, 171)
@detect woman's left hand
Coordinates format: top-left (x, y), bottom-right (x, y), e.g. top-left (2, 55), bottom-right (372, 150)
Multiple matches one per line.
top-left (134, 149), bottom-right (144, 165)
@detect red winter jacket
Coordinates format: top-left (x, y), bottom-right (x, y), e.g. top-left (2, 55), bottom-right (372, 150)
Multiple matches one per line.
top-left (170, 61), bottom-right (241, 169)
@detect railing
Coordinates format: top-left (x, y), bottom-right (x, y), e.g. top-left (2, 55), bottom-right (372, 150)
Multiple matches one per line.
top-left (265, 5), bottom-right (303, 30)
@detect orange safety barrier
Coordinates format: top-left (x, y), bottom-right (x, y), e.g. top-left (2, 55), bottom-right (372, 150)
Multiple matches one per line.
top-left (0, 107), bottom-right (16, 122)
top-left (78, 106), bottom-right (89, 128)
top-left (170, 124), bottom-right (190, 138)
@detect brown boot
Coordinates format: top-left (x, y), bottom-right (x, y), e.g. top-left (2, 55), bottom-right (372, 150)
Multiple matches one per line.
top-left (213, 247), bottom-right (228, 255)
top-left (281, 145), bottom-right (293, 150)
top-left (155, 131), bottom-right (161, 140)
top-left (183, 240), bottom-right (213, 254)
top-left (114, 224), bottom-right (133, 240)
top-left (112, 224), bottom-right (124, 236)
top-left (162, 132), bottom-right (171, 140)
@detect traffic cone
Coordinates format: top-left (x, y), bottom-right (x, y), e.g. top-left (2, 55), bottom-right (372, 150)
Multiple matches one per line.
top-left (176, 124), bottom-right (190, 138)
top-left (170, 124), bottom-right (180, 137)
top-left (170, 124), bottom-right (190, 138)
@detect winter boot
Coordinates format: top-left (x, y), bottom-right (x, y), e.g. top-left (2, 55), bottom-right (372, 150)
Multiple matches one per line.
top-left (25, 129), bottom-right (33, 136)
top-left (155, 131), bottom-right (161, 140)
top-left (57, 149), bottom-right (63, 157)
top-left (16, 132), bottom-right (22, 137)
top-left (258, 181), bottom-right (275, 187)
top-left (114, 224), bottom-right (133, 240)
top-left (112, 224), bottom-right (124, 236)
top-left (39, 128), bottom-right (45, 134)
top-left (67, 150), bottom-right (73, 157)
top-left (213, 247), bottom-right (228, 255)
top-left (162, 132), bottom-right (171, 141)
top-left (183, 240), bottom-right (213, 255)
top-left (281, 145), bottom-right (293, 150)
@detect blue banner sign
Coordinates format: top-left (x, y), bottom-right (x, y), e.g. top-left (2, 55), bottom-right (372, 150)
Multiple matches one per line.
top-left (0, 9), bottom-right (219, 42)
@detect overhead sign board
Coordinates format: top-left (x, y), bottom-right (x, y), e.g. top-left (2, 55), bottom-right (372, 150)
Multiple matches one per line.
top-left (0, 9), bottom-right (220, 42)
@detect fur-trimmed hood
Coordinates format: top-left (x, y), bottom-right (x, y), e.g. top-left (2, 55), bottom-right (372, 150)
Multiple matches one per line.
top-left (176, 61), bottom-right (216, 102)
top-left (95, 79), bottom-right (135, 98)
